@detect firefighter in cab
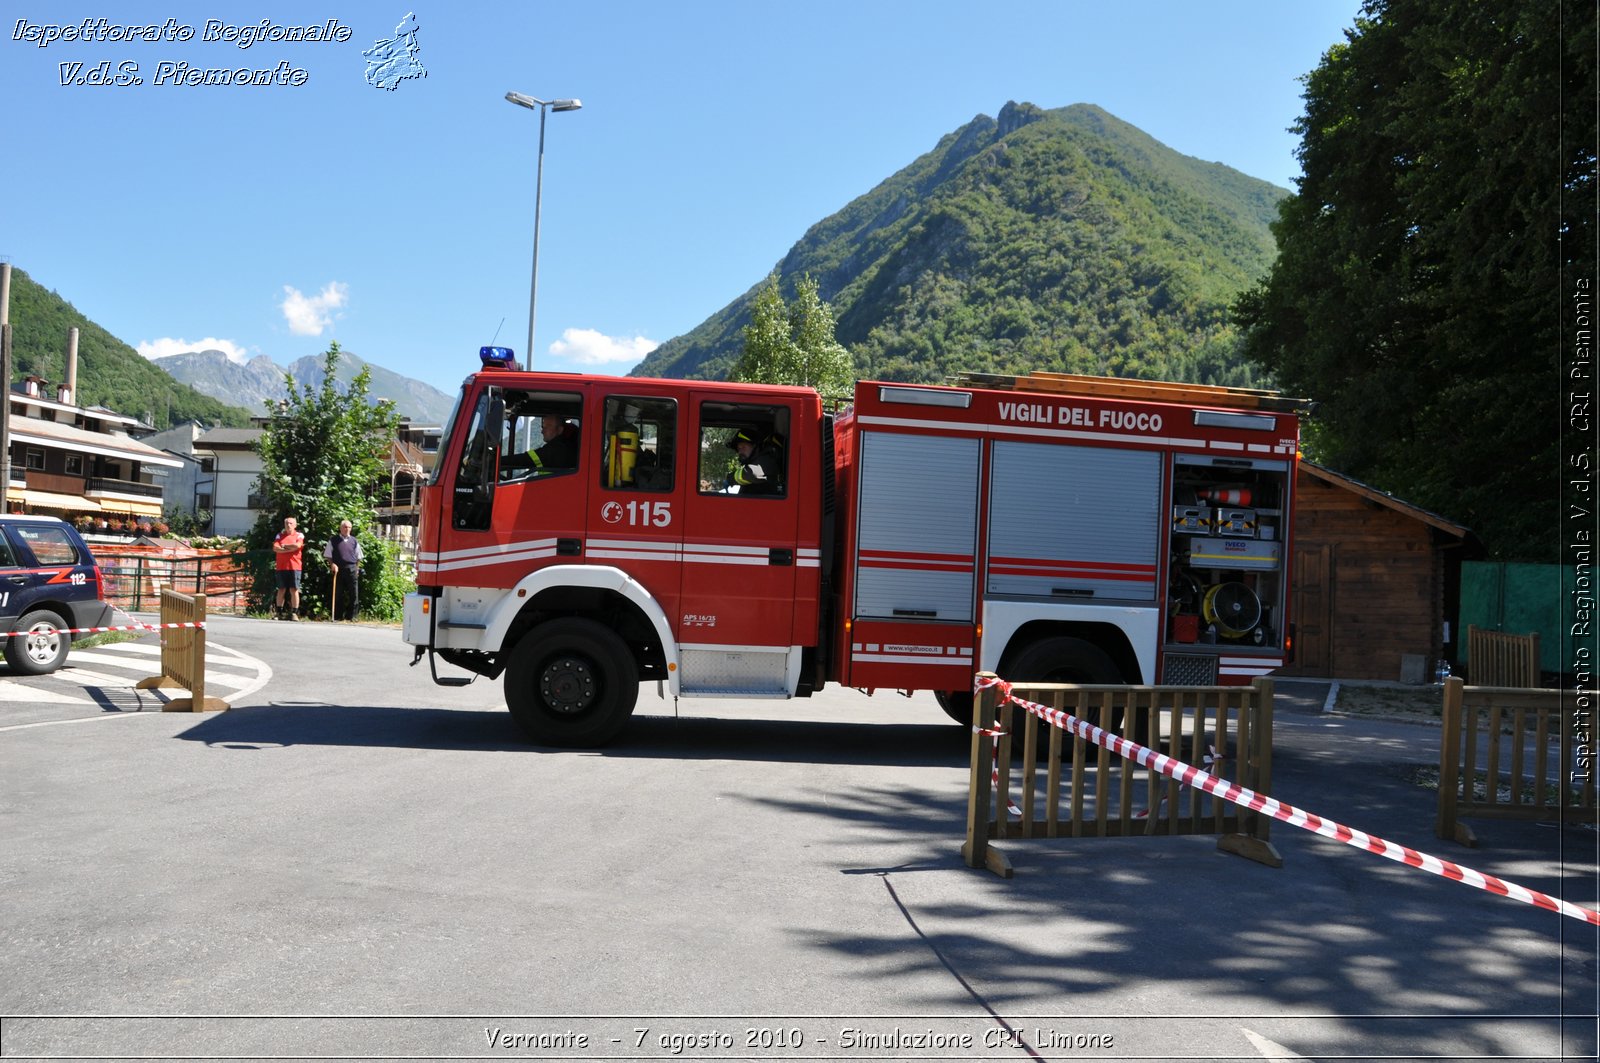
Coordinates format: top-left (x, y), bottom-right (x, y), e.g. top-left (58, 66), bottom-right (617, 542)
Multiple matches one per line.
top-left (505, 415), bottom-right (580, 476)
top-left (727, 428), bottom-right (783, 495)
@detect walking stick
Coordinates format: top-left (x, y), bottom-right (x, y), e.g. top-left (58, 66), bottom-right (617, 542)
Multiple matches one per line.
top-left (330, 562), bottom-right (338, 621)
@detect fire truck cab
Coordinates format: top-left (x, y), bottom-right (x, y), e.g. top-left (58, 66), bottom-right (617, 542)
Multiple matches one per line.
top-left (405, 349), bottom-right (1303, 747)
top-left (405, 349), bottom-right (828, 745)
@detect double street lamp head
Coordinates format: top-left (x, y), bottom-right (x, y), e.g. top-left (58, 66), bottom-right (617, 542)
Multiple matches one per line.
top-left (505, 91), bottom-right (582, 113)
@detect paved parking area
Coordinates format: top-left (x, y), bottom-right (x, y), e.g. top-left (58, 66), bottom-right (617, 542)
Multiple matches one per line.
top-left (0, 619), bottom-right (1594, 1061)
top-left (0, 633), bottom-right (272, 726)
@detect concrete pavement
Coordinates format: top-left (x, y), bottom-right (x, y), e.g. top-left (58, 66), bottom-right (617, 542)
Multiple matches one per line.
top-left (0, 621), bottom-right (272, 729)
top-left (0, 618), bottom-right (1594, 1061)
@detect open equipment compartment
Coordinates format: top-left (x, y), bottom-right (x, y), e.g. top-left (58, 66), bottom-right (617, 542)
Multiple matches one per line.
top-left (1167, 452), bottom-right (1291, 654)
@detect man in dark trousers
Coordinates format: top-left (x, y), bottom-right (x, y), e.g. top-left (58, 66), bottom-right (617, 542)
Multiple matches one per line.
top-left (323, 519), bottom-right (363, 621)
top-left (272, 515), bottom-right (304, 620)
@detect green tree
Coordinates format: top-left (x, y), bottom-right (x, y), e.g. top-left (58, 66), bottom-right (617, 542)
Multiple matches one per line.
top-left (732, 274), bottom-right (855, 398)
top-left (1234, 0), bottom-right (1595, 560)
top-left (244, 342), bottom-right (410, 620)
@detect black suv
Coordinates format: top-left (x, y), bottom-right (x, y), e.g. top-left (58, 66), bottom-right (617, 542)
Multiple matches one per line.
top-left (0, 515), bottom-right (115, 675)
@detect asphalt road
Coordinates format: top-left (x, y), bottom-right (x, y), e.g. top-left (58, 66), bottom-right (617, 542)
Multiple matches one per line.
top-left (1, 616), bottom-right (1595, 1062)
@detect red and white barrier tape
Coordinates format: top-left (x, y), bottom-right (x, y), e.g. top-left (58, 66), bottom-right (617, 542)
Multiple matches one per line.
top-left (0, 621), bottom-right (204, 639)
top-left (974, 675), bottom-right (1600, 927)
top-left (973, 720), bottom-right (1025, 820)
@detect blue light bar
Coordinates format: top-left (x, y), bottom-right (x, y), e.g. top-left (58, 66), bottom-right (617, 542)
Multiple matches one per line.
top-left (479, 346), bottom-right (518, 370)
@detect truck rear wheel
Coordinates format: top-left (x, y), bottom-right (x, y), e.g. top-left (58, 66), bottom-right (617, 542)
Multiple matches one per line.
top-left (504, 618), bottom-right (638, 747)
top-left (938, 637), bottom-right (1124, 727)
top-left (1002, 636), bottom-right (1143, 746)
top-left (935, 690), bottom-right (974, 725)
top-left (1007, 636), bottom-right (1121, 685)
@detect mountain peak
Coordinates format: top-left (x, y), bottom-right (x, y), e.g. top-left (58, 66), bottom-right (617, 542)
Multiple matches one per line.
top-left (996, 100), bottom-right (1046, 136)
top-left (159, 348), bottom-right (456, 424)
top-left (631, 103), bottom-right (1286, 388)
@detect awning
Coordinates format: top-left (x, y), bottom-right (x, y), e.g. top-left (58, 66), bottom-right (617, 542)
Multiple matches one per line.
top-left (109, 498), bottom-right (164, 518)
top-left (18, 490), bottom-right (102, 513)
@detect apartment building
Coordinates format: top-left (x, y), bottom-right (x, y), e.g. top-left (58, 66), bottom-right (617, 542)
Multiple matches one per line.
top-left (4, 375), bottom-right (182, 521)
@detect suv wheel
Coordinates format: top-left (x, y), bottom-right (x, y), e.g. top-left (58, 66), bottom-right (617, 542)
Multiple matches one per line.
top-left (6, 609), bottom-right (72, 675)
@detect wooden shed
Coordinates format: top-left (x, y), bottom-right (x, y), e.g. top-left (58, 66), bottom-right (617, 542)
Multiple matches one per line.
top-left (1283, 461), bottom-right (1479, 681)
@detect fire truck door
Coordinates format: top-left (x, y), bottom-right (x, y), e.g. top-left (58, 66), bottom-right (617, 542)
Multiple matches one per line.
top-left (584, 392), bottom-right (686, 638)
top-left (676, 396), bottom-right (801, 695)
top-left (442, 385), bottom-right (589, 591)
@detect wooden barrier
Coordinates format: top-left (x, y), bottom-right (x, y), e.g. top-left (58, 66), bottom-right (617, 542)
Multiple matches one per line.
top-left (963, 675), bottom-right (1280, 878)
top-left (1436, 677), bottom-right (1594, 846)
top-left (134, 589), bottom-right (228, 712)
top-left (1466, 624), bottom-right (1541, 687)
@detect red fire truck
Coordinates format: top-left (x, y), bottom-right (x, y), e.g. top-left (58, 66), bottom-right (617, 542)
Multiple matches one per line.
top-left (403, 348), bottom-right (1305, 746)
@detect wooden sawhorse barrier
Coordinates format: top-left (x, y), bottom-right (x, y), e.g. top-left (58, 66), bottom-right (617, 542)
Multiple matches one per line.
top-left (963, 675), bottom-right (1280, 877)
top-left (135, 589), bottom-right (229, 712)
top-left (1436, 677), bottom-right (1594, 846)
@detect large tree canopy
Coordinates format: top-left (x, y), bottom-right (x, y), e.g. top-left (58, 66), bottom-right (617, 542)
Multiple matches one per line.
top-left (1234, 0), bottom-right (1595, 560)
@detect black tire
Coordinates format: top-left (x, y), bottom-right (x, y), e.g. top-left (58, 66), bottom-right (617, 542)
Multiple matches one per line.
top-left (1003, 636), bottom-right (1140, 746)
top-left (5, 609), bottom-right (71, 676)
top-left (935, 689), bottom-right (975, 726)
top-left (1006, 636), bottom-right (1122, 685)
top-left (503, 618), bottom-right (638, 747)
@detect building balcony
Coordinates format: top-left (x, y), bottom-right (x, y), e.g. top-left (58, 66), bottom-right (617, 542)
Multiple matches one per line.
top-left (85, 476), bottom-right (164, 500)
top-left (23, 470), bottom-right (84, 495)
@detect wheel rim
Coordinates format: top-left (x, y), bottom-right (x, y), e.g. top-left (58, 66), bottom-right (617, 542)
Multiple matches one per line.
top-left (539, 655), bottom-right (598, 715)
top-left (23, 623), bottom-right (61, 665)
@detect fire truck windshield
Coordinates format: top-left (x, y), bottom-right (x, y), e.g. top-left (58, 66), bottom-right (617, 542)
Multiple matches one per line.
top-left (429, 385), bottom-right (471, 486)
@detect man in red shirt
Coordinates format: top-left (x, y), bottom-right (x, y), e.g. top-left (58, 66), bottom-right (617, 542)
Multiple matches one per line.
top-left (272, 515), bottom-right (305, 620)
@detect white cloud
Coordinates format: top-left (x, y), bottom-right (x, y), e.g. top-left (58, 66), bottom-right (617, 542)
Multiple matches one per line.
top-left (547, 328), bottom-right (660, 367)
top-left (138, 337), bottom-right (252, 364)
top-left (280, 281), bottom-right (349, 336)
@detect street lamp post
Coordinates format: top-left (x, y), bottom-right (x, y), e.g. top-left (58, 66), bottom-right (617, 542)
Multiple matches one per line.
top-left (505, 91), bottom-right (582, 370)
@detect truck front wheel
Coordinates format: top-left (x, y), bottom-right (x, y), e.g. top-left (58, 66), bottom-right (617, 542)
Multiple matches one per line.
top-left (504, 619), bottom-right (638, 747)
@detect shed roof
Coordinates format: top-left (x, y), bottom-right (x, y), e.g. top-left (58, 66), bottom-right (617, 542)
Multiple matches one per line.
top-left (1300, 461), bottom-right (1475, 543)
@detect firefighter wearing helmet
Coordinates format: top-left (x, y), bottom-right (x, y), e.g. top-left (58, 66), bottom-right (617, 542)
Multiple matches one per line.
top-left (727, 428), bottom-right (782, 495)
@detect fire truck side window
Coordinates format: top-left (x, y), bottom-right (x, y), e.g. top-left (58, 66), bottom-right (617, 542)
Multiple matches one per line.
top-left (498, 391), bottom-right (583, 483)
top-left (697, 403), bottom-right (788, 498)
top-left (601, 396), bottom-right (676, 491)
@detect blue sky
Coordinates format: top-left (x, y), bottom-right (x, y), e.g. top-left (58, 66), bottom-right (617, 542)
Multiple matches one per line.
top-left (2, 1), bottom-right (1363, 396)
